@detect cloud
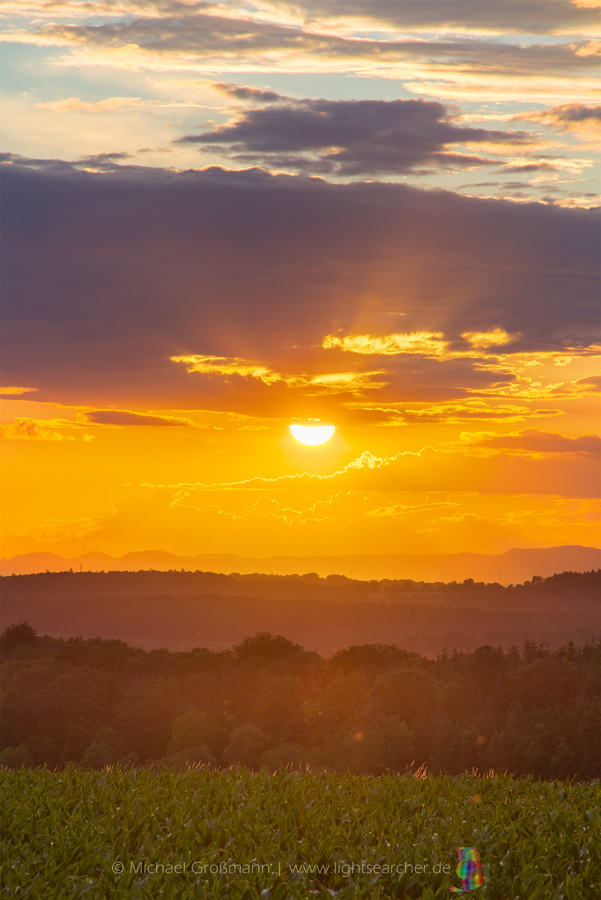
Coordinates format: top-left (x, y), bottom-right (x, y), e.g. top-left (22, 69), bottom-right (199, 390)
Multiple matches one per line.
top-left (0, 385), bottom-right (38, 396)
top-left (176, 97), bottom-right (531, 175)
top-left (396, 401), bottom-right (561, 425)
top-left (10, 486), bottom-right (600, 559)
top-left (210, 82), bottom-right (284, 103)
top-left (85, 409), bottom-right (194, 426)
top-left (34, 96), bottom-right (215, 114)
top-left (574, 38), bottom-right (601, 56)
top-left (6, 0), bottom-right (600, 38)
top-left (574, 376), bottom-right (601, 394)
top-left (9, 9), bottom-right (597, 104)
top-left (324, 329), bottom-right (521, 358)
top-left (11, 486), bottom-right (601, 559)
top-left (36, 96), bottom-right (144, 113)
top-left (307, 371), bottom-right (383, 390)
top-left (76, 151), bottom-right (134, 169)
top-left (0, 418), bottom-right (94, 441)
top-left (462, 429), bottom-right (601, 455)
top-left (193, 448), bottom-right (412, 490)
top-left (462, 329), bottom-right (518, 349)
top-left (264, 0), bottom-right (601, 36)
top-left (169, 355), bottom-right (385, 399)
top-left (323, 332), bottom-right (448, 356)
top-left (146, 436), bottom-right (601, 498)
top-left (516, 103), bottom-right (601, 135)
top-left (480, 383), bottom-right (583, 400)
top-left (2, 162), bottom-right (598, 411)
top-left (171, 355), bottom-right (283, 385)
top-left (501, 162), bottom-right (562, 174)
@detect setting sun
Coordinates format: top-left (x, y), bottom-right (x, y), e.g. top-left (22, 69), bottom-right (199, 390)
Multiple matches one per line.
top-left (290, 423), bottom-right (335, 446)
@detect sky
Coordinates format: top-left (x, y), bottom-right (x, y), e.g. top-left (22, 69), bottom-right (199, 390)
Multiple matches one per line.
top-left (1, 0), bottom-right (600, 563)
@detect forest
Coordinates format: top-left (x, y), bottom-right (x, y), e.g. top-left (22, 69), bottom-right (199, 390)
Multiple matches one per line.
top-left (2, 622), bottom-right (599, 780)
top-left (1, 568), bottom-right (599, 657)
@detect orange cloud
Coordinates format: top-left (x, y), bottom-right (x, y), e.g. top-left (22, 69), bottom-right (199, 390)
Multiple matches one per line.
top-left (1, 418), bottom-right (94, 441)
top-left (0, 386), bottom-right (38, 396)
top-left (459, 429), bottom-right (601, 456)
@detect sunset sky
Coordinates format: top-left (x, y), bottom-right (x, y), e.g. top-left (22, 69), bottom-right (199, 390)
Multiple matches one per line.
top-left (1, 0), bottom-right (600, 562)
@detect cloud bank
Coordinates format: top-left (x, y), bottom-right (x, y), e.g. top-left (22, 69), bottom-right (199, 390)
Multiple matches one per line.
top-left (2, 160), bottom-right (598, 413)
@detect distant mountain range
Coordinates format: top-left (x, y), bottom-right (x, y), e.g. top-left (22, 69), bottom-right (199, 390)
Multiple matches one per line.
top-left (2, 546), bottom-right (600, 584)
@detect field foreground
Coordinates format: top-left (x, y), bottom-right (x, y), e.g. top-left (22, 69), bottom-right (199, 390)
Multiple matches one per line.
top-left (2, 767), bottom-right (599, 899)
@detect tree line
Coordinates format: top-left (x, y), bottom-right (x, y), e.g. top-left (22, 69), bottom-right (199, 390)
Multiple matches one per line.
top-left (1, 624), bottom-right (600, 779)
top-left (2, 570), bottom-right (599, 658)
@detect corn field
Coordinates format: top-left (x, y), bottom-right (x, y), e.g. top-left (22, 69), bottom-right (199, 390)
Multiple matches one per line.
top-left (2, 766), bottom-right (599, 898)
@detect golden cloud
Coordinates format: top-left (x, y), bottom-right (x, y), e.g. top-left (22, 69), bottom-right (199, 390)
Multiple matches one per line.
top-left (0, 386), bottom-right (38, 395)
top-left (307, 371), bottom-right (385, 391)
top-left (462, 328), bottom-right (518, 349)
top-left (323, 332), bottom-right (448, 356)
top-left (171, 354), bottom-right (384, 395)
top-left (171, 355), bottom-right (283, 385)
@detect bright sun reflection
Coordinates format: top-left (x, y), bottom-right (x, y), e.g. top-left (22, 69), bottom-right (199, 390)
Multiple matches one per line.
top-left (290, 423), bottom-right (335, 446)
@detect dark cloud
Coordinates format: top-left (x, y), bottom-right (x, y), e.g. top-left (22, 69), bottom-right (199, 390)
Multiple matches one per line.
top-left (176, 98), bottom-right (528, 175)
top-left (0, 152), bottom-right (77, 171)
top-left (553, 104), bottom-right (601, 126)
top-left (211, 82), bottom-right (284, 103)
top-left (85, 410), bottom-right (193, 426)
top-left (477, 430), bottom-right (601, 455)
top-left (266, 0), bottom-right (601, 35)
top-left (39, 12), bottom-right (328, 56)
top-left (77, 152), bottom-right (133, 168)
top-left (461, 181), bottom-right (508, 188)
top-left (1, 162), bottom-right (598, 411)
top-left (502, 182), bottom-right (538, 190)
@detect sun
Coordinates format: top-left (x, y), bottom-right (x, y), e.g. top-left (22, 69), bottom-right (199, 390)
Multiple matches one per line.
top-left (290, 423), bottom-right (335, 446)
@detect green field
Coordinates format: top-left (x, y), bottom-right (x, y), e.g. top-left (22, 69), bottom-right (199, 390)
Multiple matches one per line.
top-left (2, 767), bottom-right (599, 899)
